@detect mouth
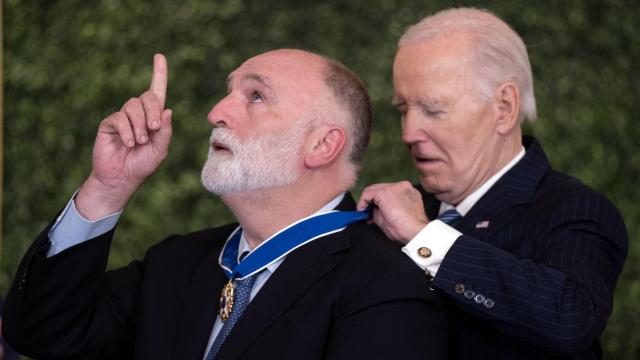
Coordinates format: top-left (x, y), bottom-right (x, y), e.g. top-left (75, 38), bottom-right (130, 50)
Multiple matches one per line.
top-left (413, 155), bottom-right (445, 172)
top-left (414, 155), bottom-right (440, 164)
top-left (212, 141), bottom-right (231, 153)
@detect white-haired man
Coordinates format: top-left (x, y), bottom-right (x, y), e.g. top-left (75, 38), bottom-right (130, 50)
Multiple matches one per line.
top-left (3, 50), bottom-right (447, 359)
top-left (358, 8), bottom-right (627, 359)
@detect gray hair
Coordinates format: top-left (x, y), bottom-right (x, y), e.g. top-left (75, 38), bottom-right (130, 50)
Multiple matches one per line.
top-left (399, 7), bottom-right (537, 122)
top-left (321, 57), bottom-right (372, 172)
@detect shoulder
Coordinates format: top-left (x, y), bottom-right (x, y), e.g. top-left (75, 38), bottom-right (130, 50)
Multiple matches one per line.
top-left (344, 223), bottom-right (418, 269)
top-left (525, 168), bottom-right (628, 262)
top-left (142, 223), bottom-right (238, 264)
top-left (523, 137), bottom-right (623, 222)
top-left (339, 223), bottom-right (439, 300)
top-left (538, 169), bottom-right (624, 225)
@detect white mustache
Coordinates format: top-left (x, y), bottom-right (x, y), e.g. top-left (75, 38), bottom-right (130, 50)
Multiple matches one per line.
top-left (209, 129), bottom-right (240, 152)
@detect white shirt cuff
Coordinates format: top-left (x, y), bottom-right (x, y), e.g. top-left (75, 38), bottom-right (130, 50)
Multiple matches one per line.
top-left (402, 220), bottom-right (461, 277)
top-left (47, 195), bottom-right (122, 257)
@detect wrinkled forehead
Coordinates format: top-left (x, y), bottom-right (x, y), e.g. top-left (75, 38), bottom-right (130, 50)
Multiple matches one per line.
top-left (396, 33), bottom-right (473, 67)
top-left (229, 50), bottom-right (327, 95)
top-left (394, 34), bottom-right (477, 85)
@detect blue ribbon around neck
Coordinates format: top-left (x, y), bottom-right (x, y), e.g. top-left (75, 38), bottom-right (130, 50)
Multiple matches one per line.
top-left (219, 209), bottom-right (371, 280)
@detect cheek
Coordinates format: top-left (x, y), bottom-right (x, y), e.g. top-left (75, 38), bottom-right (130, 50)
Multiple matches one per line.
top-left (443, 112), bottom-right (492, 165)
top-left (446, 136), bottom-right (495, 187)
top-left (431, 125), bottom-right (466, 161)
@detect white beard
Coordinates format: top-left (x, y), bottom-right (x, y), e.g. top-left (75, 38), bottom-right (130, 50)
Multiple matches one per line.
top-left (201, 124), bottom-right (307, 195)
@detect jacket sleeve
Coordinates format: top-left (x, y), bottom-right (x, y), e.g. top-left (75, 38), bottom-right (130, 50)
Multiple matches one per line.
top-left (2, 222), bottom-right (141, 360)
top-left (433, 190), bottom-right (628, 354)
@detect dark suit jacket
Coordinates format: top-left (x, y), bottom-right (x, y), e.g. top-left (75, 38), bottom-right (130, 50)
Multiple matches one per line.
top-left (3, 194), bottom-right (447, 360)
top-left (422, 136), bottom-right (627, 359)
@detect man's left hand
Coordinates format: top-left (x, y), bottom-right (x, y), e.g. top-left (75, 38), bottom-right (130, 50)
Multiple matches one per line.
top-left (357, 181), bottom-right (429, 244)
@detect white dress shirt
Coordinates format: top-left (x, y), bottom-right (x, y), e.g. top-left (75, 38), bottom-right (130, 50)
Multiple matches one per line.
top-left (402, 147), bottom-right (525, 278)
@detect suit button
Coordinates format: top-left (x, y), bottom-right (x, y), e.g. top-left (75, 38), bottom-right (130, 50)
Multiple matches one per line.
top-left (454, 284), bottom-right (465, 294)
top-left (484, 298), bottom-right (495, 309)
top-left (463, 290), bottom-right (476, 299)
top-left (417, 247), bottom-right (432, 258)
top-left (474, 294), bottom-right (486, 304)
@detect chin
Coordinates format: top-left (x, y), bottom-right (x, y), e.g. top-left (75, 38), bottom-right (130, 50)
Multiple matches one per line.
top-left (419, 176), bottom-right (440, 193)
top-left (419, 177), bottom-right (452, 198)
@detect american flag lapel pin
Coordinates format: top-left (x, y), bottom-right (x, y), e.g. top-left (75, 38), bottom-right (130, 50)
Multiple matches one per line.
top-left (475, 220), bottom-right (490, 229)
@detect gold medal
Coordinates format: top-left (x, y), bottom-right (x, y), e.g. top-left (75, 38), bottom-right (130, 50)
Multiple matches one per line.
top-left (219, 279), bottom-right (235, 322)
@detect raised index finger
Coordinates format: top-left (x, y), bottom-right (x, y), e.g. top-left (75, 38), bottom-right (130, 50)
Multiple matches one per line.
top-left (149, 53), bottom-right (168, 109)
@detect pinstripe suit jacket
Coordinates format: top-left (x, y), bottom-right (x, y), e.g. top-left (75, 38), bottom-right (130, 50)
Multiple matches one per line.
top-left (423, 136), bottom-right (627, 359)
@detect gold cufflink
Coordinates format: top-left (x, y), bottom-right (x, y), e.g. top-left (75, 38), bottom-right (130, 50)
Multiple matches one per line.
top-left (417, 247), bottom-right (432, 258)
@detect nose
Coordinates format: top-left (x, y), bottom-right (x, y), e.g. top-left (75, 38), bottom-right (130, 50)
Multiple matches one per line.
top-left (207, 94), bottom-right (237, 128)
top-left (401, 108), bottom-right (426, 145)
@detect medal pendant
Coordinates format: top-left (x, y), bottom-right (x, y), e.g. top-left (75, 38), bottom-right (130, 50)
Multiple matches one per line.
top-left (219, 279), bottom-right (235, 322)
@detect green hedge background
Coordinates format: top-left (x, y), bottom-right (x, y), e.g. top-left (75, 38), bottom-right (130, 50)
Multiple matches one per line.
top-left (3, 0), bottom-right (639, 358)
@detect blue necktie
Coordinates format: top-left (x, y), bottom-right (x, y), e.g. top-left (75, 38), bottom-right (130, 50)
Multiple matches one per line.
top-left (205, 274), bottom-right (257, 360)
top-left (438, 209), bottom-right (462, 226)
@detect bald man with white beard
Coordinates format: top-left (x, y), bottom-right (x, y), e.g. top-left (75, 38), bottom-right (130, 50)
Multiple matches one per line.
top-left (3, 49), bottom-right (447, 360)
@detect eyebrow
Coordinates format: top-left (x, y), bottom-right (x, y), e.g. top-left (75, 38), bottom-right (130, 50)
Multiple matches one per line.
top-left (226, 73), bottom-right (274, 90)
top-left (391, 95), bottom-right (443, 107)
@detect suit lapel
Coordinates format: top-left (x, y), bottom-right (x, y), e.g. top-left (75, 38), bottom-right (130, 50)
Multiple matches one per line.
top-left (215, 194), bottom-right (357, 359)
top-left (457, 185), bottom-right (516, 241)
top-left (172, 239), bottom-right (229, 359)
top-left (219, 232), bottom-right (348, 359)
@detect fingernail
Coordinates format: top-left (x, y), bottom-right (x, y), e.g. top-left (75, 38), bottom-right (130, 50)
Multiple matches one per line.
top-left (140, 135), bottom-right (148, 143)
top-left (152, 121), bottom-right (159, 129)
top-left (127, 140), bottom-right (135, 147)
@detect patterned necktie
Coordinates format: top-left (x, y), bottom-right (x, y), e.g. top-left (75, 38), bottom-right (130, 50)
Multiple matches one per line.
top-left (205, 274), bottom-right (257, 360)
top-left (438, 209), bottom-right (462, 226)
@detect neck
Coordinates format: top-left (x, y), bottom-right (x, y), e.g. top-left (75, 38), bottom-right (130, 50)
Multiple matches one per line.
top-left (221, 180), bottom-right (344, 249)
top-left (490, 132), bottom-right (522, 179)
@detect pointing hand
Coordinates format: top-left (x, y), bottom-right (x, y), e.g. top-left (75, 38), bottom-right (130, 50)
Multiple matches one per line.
top-left (75, 54), bottom-right (173, 220)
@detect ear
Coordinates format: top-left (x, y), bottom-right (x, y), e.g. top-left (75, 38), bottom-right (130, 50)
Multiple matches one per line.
top-left (494, 81), bottom-right (520, 135)
top-left (304, 125), bottom-right (347, 169)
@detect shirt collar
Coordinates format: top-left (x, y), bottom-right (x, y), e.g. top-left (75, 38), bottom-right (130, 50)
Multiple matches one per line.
top-left (237, 192), bottom-right (347, 273)
top-left (440, 147), bottom-right (526, 216)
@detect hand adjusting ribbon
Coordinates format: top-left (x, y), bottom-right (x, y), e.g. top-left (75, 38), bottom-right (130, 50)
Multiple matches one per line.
top-left (217, 209), bottom-right (371, 321)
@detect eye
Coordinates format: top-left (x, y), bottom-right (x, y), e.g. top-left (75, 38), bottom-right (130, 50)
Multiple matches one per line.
top-left (422, 106), bottom-right (444, 118)
top-left (249, 91), bottom-right (263, 103)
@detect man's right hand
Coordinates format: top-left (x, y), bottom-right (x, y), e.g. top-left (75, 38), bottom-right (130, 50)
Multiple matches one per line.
top-left (75, 54), bottom-right (172, 220)
top-left (357, 181), bottom-right (429, 244)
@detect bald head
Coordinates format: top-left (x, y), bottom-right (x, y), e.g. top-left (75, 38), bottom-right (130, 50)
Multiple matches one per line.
top-left (399, 8), bottom-right (536, 122)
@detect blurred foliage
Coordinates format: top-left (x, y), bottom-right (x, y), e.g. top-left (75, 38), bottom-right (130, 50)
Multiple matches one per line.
top-left (2, 0), bottom-right (639, 358)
